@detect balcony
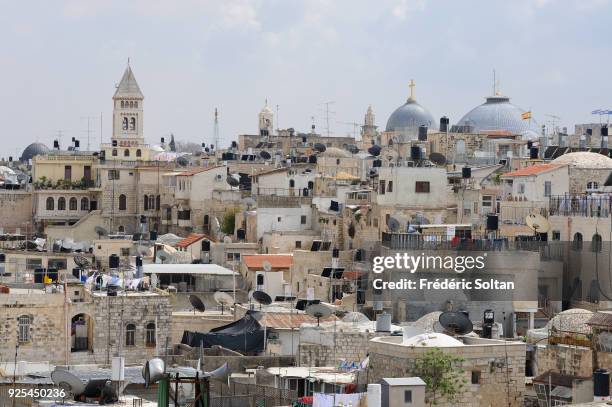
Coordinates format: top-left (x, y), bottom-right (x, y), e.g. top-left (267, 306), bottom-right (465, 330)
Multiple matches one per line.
top-left (549, 194), bottom-right (612, 218)
top-left (33, 179), bottom-right (97, 191)
top-left (345, 190), bottom-right (372, 206)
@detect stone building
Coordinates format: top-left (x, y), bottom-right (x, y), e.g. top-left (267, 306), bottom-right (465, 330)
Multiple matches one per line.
top-left (368, 334), bottom-right (526, 407)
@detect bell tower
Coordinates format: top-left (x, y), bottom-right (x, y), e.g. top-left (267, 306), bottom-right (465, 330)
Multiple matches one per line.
top-left (112, 63), bottom-right (144, 145)
top-left (361, 105), bottom-right (378, 147)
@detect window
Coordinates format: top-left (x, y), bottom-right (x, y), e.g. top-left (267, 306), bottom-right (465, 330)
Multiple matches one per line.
top-left (121, 101), bottom-right (125, 108)
top-left (80, 197), bottom-right (89, 211)
top-left (379, 180), bottom-right (386, 194)
top-left (404, 390), bottom-right (412, 403)
top-left (136, 149), bottom-right (142, 158)
top-left (573, 232), bottom-right (583, 251)
top-left (26, 258), bottom-right (42, 270)
top-left (277, 216), bottom-right (282, 222)
top-left (301, 215), bottom-right (307, 225)
top-left (129, 117), bottom-right (136, 131)
top-left (289, 179), bottom-right (295, 188)
top-left (129, 101), bottom-right (134, 108)
top-left (295, 241), bottom-right (302, 249)
top-left (544, 181), bottom-right (552, 197)
top-left (388, 181), bottom-right (393, 192)
top-left (587, 181), bottom-right (599, 190)
top-left (118, 194), bottom-right (127, 211)
top-left (18, 315), bottom-right (32, 343)
top-left (463, 208), bottom-right (471, 216)
top-left (471, 370), bottom-right (481, 384)
top-left (415, 181), bottom-right (430, 193)
top-left (144, 194), bottom-right (148, 211)
top-left (145, 322), bottom-right (156, 346)
top-left (69, 197), bottom-right (77, 211)
top-left (121, 248), bottom-right (130, 256)
top-left (125, 324), bottom-right (135, 347)
top-left (134, 101), bottom-right (138, 108)
top-left (552, 231), bottom-right (561, 241)
top-left (64, 165), bottom-right (72, 181)
top-left (518, 183), bottom-right (525, 194)
top-left (226, 253), bottom-right (241, 262)
top-left (148, 195), bottom-right (155, 210)
top-left (108, 170), bottom-right (120, 180)
top-left (124, 149), bottom-right (130, 157)
top-left (122, 117), bottom-right (128, 130)
top-left (482, 196), bottom-right (492, 207)
top-left (156, 195), bottom-right (160, 210)
top-left (112, 149), bottom-right (117, 157)
top-left (46, 197), bottom-right (54, 210)
top-left (58, 197), bottom-right (66, 210)
top-left (336, 158), bottom-right (341, 165)
top-left (592, 233), bottom-right (603, 253)
top-left (473, 202), bottom-right (478, 212)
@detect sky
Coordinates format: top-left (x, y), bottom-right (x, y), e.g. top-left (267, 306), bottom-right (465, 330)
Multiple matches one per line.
top-left (1, 0), bottom-right (611, 157)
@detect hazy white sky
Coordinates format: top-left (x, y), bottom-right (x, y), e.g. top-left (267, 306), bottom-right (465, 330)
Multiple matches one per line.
top-left (1, 0), bottom-right (611, 157)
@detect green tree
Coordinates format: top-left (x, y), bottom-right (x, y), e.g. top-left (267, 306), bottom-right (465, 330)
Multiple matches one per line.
top-left (414, 347), bottom-right (466, 406)
top-left (220, 209), bottom-right (238, 235)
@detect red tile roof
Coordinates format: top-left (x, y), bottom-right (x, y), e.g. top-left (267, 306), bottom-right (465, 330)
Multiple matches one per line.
top-left (259, 312), bottom-right (336, 329)
top-left (177, 166), bottom-right (222, 177)
top-left (176, 233), bottom-right (213, 248)
top-left (502, 164), bottom-right (563, 177)
top-left (242, 254), bottom-right (293, 270)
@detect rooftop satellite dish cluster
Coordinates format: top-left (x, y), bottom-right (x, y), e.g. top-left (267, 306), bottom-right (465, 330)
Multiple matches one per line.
top-left (306, 303), bottom-right (332, 326)
top-left (213, 291), bottom-right (234, 314)
top-left (436, 311), bottom-right (473, 335)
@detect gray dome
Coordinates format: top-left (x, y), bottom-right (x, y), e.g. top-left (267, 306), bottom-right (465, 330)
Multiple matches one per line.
top-left (456, 95), bottom-right (539, 139)
top-left (386, 99), bottom-right (436, 134)
top-left (20, 142), bottom-right (50, 162)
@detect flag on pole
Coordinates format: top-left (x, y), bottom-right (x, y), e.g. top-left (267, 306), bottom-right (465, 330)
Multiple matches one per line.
top-left (521, 111), bottom-right (532, 120)
top-left (592, 109), bottom-right (602, 115)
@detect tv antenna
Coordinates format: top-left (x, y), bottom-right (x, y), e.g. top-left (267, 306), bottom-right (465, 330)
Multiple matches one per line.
top-left (319, 101), bottom-right (336, 137)
top-left (337, 121), bottom-right (360, 139)
top-left (81, 116), bottom-right (97, 151)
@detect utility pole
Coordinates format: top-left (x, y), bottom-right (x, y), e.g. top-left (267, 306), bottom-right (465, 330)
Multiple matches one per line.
top-left (337, 121), bottom-right (360, 139)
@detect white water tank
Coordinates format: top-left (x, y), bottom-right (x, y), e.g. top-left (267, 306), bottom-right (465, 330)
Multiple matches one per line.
top-left (376, 312), bottom-right (392, 332)
top-left (111, 357), bottom-right (125, 381)
top-left (367, 383), bottom-right (381, 407)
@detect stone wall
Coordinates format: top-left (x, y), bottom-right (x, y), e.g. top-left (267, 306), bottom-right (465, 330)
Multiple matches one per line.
top-left (0, 191), bottom-right (32, 231)
top-left (298, 330), bottom-right (374, 367)
top-left (534, 344), bottom-right (593, 377)
top-left (368, 337), bottom-right (526, 407)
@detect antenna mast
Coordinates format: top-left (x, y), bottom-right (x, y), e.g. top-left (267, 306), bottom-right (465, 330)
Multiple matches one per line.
top-left (319, 101), bottom-right (336, 137)
top-left (213, 108), bottom-right (220, 149)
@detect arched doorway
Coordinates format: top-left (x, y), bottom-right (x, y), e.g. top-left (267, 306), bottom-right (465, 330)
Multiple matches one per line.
top-left (71, 313), bottom-right (93, 352)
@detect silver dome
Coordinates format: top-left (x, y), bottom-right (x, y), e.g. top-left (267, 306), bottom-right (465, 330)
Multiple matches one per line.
top-left (385, 99), bottom-right (437, 134)
top-left (456, 95), bottom-right (539, 139)
top-left (20, 142), bottom-right (50, 162)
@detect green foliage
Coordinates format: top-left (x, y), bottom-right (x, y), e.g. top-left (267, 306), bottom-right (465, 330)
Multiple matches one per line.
top-left (414, 347), bottom-right (467, 406)
top-left (220, 209), bottom-right (238, 235)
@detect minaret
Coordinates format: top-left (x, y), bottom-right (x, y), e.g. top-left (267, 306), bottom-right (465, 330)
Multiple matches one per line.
top-left (258, 99), bottom-right (274, 138)
top-left (361, 105), bottom-right (378, 147)
top-left (112, 63), bottom-right (144, 145)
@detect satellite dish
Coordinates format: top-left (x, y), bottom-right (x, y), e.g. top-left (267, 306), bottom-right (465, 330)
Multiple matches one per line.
top-left (262, 261), bottom-right (272, 272)
top-left (306, 303), bottom-right (332, 326)
top-left (259, 151), bottom-right (271, 160)
top-left (204, 362), bottom-right (229, 380)
top-left (142, 358), bottom-right (166, 387)
top-left (252, 290), bottom-right (272, 306)
top-left (526, 213), bottom-right (551, 234)
top-left (345, 144), bottom-right (359, 154)
top-left (213, 291), bottom-right (234, 314)
top-left (189, 294), bottom-right (206, 312)
top-left (176, 156), bottom-right (189, 166)
top-left (226, 175), bottom-right (240, 187)
top-left (411, 213), bottom-right (430, 226)
top-left (387, 216), bottom-right (401, 232)
top-left (95, 226), bottom-right (108, 238)
top-left (74, 255), bottom-right (90, 269)
top-left (367, 145), bottom-right (381, 157)
top-left (313, 143), bottom-right (327, 153)
top-left (432, 321), bottom-right (446, 333)
top-left (51, 369), bottom-right (86, 396)
top-left (156, 250), bottom-right (170, 263)
top-left (438, 311), bottom-right (473, 335)
top-left (429, 152), bottom-right (447, 166)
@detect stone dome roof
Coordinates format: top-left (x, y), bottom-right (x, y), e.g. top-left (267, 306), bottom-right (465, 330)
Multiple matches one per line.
top-left (20, 142), bottom-right (50, 162)
top-left (456, 95), bottom-right (539, 140)
top-left (386, 99), bottom-right (436, 134)
top-left (401, 332), bottom-right (464, 347)
top-left (551, 152), bottom-right (612, 169)
top-left (320, 147), bottom-right (352, 158)
top-left (545, 308), bottom-right (593, 334)
top-left (412, 311), bottom-right (443, 332)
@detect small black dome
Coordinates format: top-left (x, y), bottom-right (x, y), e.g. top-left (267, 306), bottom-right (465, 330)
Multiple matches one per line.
top-left (20, 142), bottom-right (50, 162)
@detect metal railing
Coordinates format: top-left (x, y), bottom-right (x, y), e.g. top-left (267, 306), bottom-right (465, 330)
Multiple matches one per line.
top-left (549, 194), bottom-right (612, 218)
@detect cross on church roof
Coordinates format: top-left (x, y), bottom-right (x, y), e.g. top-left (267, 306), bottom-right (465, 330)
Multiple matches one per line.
top-left (408, 79), bottom-right (416, 101)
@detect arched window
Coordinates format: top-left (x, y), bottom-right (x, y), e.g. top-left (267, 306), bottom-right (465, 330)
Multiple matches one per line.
top-left (587, 181), bottom-right (599, 191)
top-left (125, 323), bottom-right (136, 347)
top-left (156, 195), bottom-right (160, 210)
top-left (124, 149), bottom-right (130, 157)
top-left (289, 179), bottom-right (295, 188)
top-left (69, 197), bottom-right (77, 211)
top-left (592, 233), bottom-right (603, 252)
top-left (80, 197), bottom-right (89, 211)
top-left (58, 197), bottom-right (66, 210)
top-left (145, 322), bottom-right (156, 346)
top-left (112, 149), bottom-right (117, 157)
top-left (129, 117), bottom-right (136, 131)
top-left (46, 197), bottom-right (54, 210)
top-left (118, 194), bottom-right (127, 211)
top-left (121, 101), bottom-right (124, 108)
top-left (134, 101), bottom-right (138, 108)
top-left (136, 149), bottom-right (142, 158)
top-left (144, 194), bottom-right (149, 211)
top-left (129, 101), bottom-right (134, 108)
top-left (118, 225), bottom-right (125, 233)
top-left (573, 232), bottom-right (583, 251)
top-left (149, 195), bottom-right (155, 210)
top-left (122, 117), bottom-right (128, 130)
top-left (18, 315), bottom-right (32, 343)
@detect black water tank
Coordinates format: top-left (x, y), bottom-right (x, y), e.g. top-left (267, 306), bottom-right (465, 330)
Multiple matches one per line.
top-left (34, 268), bottom-right (45, 283)
top-left (462, 167), bottom-right (472, 179)
top-left (410, 146), bottom-right (421, 160)
top-left (440, 116), bottom-right (449, 133)
top-left (418, 125), bottom-right (428, 141)
top-left (109, 254), bottom-right (120, 269)
top-left (136, 256), bottom-right (143, 267)
top-left (482, 324), bottom-right (493, 339)
top-left (587, 128), bottom-right (593, 136)
top-left (308, 155), bottom-right (317, 164)
top-left (527, 140), bottom-right (533, 149)
top-left (486, 214), bottom-right (499, 231)
top-left (373, 159), bottom-right (382, 168)
top-left (72, 268), bottom-right (81, 279)
top-left (602, 126), bottom-right (609, 137)
top-left (149, 230), bottom-right (158, 241)
top-left (530, 147), bottom-right (539, 159)
top-left (594, 368), bottom-right (610, 399)
top-left (201, 240), bottom-right (210, 251)
top-left (237, 229), bottom-right (246, 240)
